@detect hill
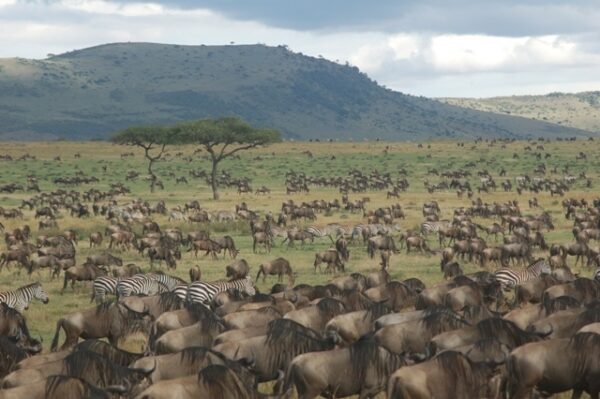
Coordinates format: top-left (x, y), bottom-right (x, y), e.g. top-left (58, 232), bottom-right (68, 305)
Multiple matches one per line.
top-left (440, 92), bottom-right (600, 133)
top-left (0, 42), bottom-right (588, 140)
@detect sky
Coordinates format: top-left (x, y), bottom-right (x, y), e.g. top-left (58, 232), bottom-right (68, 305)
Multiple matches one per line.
top-left (1, 0), bottom-right (600, 97)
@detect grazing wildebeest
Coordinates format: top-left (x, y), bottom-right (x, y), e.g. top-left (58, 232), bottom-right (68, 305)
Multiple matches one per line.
top-left (256, 257), bottom-right (295, 285)
top-left (86, 252), bottom-right (123, 267)
top-left (314, 249), bottom-right (345, 273)
top-left (88, 232), bottom-right (103, 248)
top-left (188, 239), bottom-right (221, 259)
top-left (225, 259), bottom-right (250, 280)
top-left (214, 236), bottom-right (239, 258)
top-left (62, 263), bottom-right (107, 293)
top-left (252, 232), bottom-right (272, 253)
top-left (367, 235), bottom-right (397, 258)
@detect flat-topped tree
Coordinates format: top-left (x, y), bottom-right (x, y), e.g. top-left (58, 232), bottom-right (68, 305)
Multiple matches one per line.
top-left (175, 117), bottom-right (281, 200)
top-left (112, 125), bottom-right (172, 192)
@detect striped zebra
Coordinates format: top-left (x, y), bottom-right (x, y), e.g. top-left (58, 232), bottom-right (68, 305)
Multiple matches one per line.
top-left (593, 267), bottom-right (600, 283)
top-left (91, 276), bottom-right (120, 304)
top-left (493, 258), bottom-right (551, 289)
top-left (0, 282), bottom-right (49, 312)
top-left (172, 284), bottom-right (189, 301)
top-left (420, 220), bottom-right (451, 235)
top-left (304, 224), bottom-right (345, 242)
top-left (187, 276), bottom-right (255, 305)
top-left (116, 275), bottom-right (169, 298)
top-left (146, 273), bottom-right (187, 291)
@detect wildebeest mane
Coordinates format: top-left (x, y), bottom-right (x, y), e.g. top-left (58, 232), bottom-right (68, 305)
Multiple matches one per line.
top-left (434, 351), bottom-right (479, 397)
top-left (421, 307), bottom-right (469, 335)
top-left (250, 293), bottom-right (274, 303)
top-left (542, 295), bottom-right (580, 315)
top-left (156, 291), bottom-right (184, 311)
top-left (0, 336), bottom-right (28, 377)
top-left (45, 375), bottom-right (110, 399)
top-left (349, 335), bottom-right (406, 383)
top-left (462, 304), bottom-right (499, 324)
top-left (197, 364), bottom-right (251, 399)
top-left (74, 339), bottom-right (143, 367)
top-left (341, 290), bottom-right (373, 311)
top-left (476, 318), bottom-right (541, 348)
top-left (64, 350), bottom-right (144, 387)
top-left (266, 319), bottom-right (330, 369)
top-left (316, 297), bottom-right (347, 318)
top-left (0, 303), bottom-right (32, 338)
top-left (574, 278), bottom-right (600, 300)
top-left (403, 277), bottom-right (426, 293)
top-left (574, 305), bottom-right (600, 329)
top-left (364, 301), bottom-right (391, 321)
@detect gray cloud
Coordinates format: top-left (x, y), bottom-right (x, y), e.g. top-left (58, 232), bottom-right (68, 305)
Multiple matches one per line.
top-left (2, 0), bottom-right (600, 97)
top-left (108, 0), bottom-right (600, 37)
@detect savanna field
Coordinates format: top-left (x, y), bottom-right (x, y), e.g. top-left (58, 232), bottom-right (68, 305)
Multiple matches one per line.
top-left (1, 138), bottom-right (599, 398)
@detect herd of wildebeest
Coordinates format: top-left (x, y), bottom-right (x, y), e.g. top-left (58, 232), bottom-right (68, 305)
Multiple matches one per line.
top-left (2, 138), bottom-right (600, 398)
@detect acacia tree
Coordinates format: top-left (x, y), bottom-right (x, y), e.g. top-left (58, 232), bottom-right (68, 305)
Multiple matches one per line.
top-left (175, 117), bottom-right (281, 200)
top-left (112, 125), bottom-right (172, 192)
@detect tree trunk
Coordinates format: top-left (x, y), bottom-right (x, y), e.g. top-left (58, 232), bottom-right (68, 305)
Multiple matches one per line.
top-left (211, 158), bottom-right (220, 200)
top-left (148, 158), bottom-right (155, 193)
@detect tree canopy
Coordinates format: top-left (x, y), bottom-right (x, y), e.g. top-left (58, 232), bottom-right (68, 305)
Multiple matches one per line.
top-left (112, 124), bottom-right (174, 192)
top-left (173, 117), bottom-right (281, 199)
top-left (112, 117), bottom-right (281, 198)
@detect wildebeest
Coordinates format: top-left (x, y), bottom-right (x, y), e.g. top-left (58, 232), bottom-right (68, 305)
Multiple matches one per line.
top-left (62, 263), bottom-right (107, 293)
top-left (256, 257), bottom-right (295, 285)
top-left (50, 301), bottom-right (149, 351)
top-left (213, 236), bottom-right (239, 258)
top-left (506, 332), bottom-right (600, 398)
top-left (252, 232), bottom-right (272, 253)
top-left (225, 259), bottom-right (250, 280)
top-left (86, 252), bottom-right (123, 267)
top-left (282, 336), bottom-right (408, 399)
top-left (387, 350), bottom-right (495, 399)
top-left (313, 249), bottom-right (345, 273)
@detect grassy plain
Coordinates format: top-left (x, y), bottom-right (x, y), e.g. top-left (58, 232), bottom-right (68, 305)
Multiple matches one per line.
top-left (0, 139), bottom-right (599, 397)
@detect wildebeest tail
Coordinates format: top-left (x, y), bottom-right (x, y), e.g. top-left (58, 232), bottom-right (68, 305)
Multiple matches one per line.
top-left (50, 319), bottom-right (64, 352)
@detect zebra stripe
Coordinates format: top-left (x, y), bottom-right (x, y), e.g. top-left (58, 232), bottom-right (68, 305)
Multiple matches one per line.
top-left (116, 275), bottom-right (169, 298)
top-left (146, 273), bottom-right (186, 291)
top-left (92, 276), bottom-right (120, 304)
top-left (0, 282), bottom-right (49, 312)
top-left (593, 267), bottom-right (600, 283)
top-left (493, 259), bottom-right (551, 288)
top-left (420, 221), bottom-right (451, 235)
top-left (304, 224), bottom-right (345, 239)
top-left (187, 276), bottom-right (255, 305)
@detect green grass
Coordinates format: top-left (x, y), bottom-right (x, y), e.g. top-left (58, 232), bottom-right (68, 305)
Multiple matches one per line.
top-left (0, 139), bottom-right (597, 398)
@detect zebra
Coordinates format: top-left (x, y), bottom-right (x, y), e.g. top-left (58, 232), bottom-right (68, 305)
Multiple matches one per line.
top-left (420, 220), bottom-right (451, 236)
top-left (186, 276), bottom-right (255, 305)
top-left (172, 284), bottom-right (189, 301)
top-left (593, 267), bottom-right (600, 283)
top-left (493, 258), bottom-right (551, 289)
top-left (0, 282), bottom-right (49, 312)
top-left (91, 276), bottom-right (120, 304)
top-left (304, 224), bottom-right (345, 242)
top-left (116, 275), bottom-right (169, 298)
top-left (146, 273), bottom-right (186, 291)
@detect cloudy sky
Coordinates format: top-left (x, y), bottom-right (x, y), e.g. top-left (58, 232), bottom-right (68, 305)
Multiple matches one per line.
top-left (1, 0), bottom-right (600, 97)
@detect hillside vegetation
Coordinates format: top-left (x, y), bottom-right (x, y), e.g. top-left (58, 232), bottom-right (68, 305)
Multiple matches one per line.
top-left (0, 42), bottom-right (587, 140)
top-left (441, 92), bottom-right (600, 133)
